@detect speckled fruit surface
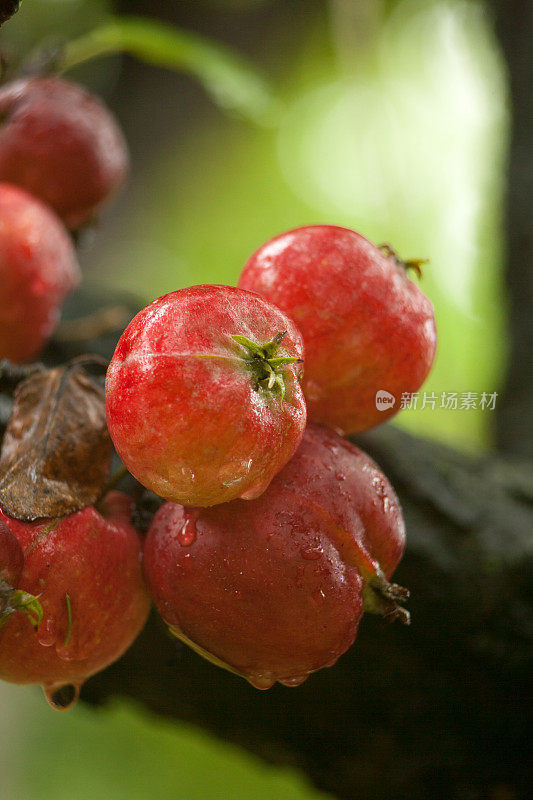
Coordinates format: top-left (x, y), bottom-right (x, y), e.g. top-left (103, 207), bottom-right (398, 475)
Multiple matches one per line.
top-left (0, 183), bottom-right (80, 362)
top-left (0, 77), bottom-right (129, 228)
top-left (143, 424), bottom-right (406, 689)
top-left (239, 225), bottom-right (437, 434)
top-left (106, 285), bottom-right (307, 506)
top-left (0, 492), bottom-right (150, 709)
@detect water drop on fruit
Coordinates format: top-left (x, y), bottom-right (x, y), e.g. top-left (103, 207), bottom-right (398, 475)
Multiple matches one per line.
top-left (217, 459), bottom-right (253, 488)
top-left (300, 544), bottom-right (324, 561)
top-left (177, 517), bottom-right (197, 547)
top-left (37, 618), bottom-right (57, 648)
top-left (312, 588), bottom-right (327, 605)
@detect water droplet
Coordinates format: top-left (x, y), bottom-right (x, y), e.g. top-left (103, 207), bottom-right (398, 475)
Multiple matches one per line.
top-left (312, 588), bottom-right (326, 605)
top-left (181, 465), bottom-right (195, 482)
top-left (279, 675), bottom-right (309, 687)
top-left (217, 459), bottom-right (253, 488)
top-left (37, 618), bottom-right (56, 648)
top-left (372, 475), bottom-right (391, 511)
top-left (246, 672), bottom-right (275, 690)
top-left (372, 476), bottom-right (386, 497)
top-left (177, 517), bottom-right (197, 547)
top-left (44, 682), bottom-right (80, 711)
top-left (335, 471), bottom-right (346, 482)
top-left (300, 544), bottom-right (323, 561)
top-left (322, 437), bottom-right (339, 455)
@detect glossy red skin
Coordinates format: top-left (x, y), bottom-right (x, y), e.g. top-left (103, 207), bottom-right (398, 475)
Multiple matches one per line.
top-left (0, 183), bottom-right (80, 362)
top-left (239, 225), bottom-right (437, 434)
top-left (143, 424), bottom-right (405, 689)
top-left (0, 77), bottom-right (129, 228)
top-left (106, 285), bottom-right (307, 507)
top-left (0, 492), bottom-right (150, 701)
top-left (0, 520), bottom-right (23, 586)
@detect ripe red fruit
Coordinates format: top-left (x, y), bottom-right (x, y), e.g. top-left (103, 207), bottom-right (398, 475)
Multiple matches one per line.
top-left (143, 424), bottom-right (408, 690)
top-left (0, 77), bottom-right (129, 228)
top-left (0, 492), bottom-right (150, 709)
top-left (0, 183), bottom-right (80, 362)
top-left (106, 285), bottom-right (307, 507)
top-left (238, 225), bottom-right (437, 434)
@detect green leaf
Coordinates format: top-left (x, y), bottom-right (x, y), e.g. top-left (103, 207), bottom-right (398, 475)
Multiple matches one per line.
top-left (231, 334), bottom-right (262, 354)
top-left (60, 16), bottom-right (280, 125)
top-left (268, 356), bottom-right (303, 368)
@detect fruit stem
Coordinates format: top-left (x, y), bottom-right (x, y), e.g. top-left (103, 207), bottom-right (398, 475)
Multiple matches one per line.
top-left (0, 578), bottom-right (43, 629)
top-left (232, 332), bottom-right (302, 402)
top-left (362, 567), bottom-right (410, 625)
top-left (379, 243), bottom-right (428, 279)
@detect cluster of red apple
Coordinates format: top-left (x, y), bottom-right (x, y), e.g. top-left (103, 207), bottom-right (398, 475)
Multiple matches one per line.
top-left (0, 74), bottom-right (436, 708)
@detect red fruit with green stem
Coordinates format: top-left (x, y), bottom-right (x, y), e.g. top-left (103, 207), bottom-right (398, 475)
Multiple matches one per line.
top-left (0, 492), bottom-right (150, 709)
top-left (238, 225), bottom-right (437, 434)
top-left (0, 77), bottom-right (129, 229)
top-left (0, 183), bottom-right (80, 363)
top-left (143, 424), bottom-right (408, 690)
top-left (106, 285), bottom-right (307, 507)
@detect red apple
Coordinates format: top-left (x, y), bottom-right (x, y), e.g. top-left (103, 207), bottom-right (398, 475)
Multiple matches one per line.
top-left (0, 492), bottom-right (150, 709)
top-left (239, 225), bottom-right (437, 434)
top-left (143, 424), bottom-right (407, 690)
top-left (0, 77), bottom-right (129, 228)
top-left (0, 183), bottom-right (80, 362)
top-left (106, 285), bottom-right (307, 507)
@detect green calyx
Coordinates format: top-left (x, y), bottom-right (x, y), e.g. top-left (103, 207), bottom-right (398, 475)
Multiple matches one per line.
top-left (0, 578), bottom-right (43, 630)
top-left (232, 332), bottom-right (302, 402)
top-left (379, 243), bottom-right (428, 279)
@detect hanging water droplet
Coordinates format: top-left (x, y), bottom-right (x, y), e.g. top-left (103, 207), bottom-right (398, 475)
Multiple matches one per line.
top-left (279, 675), bottom-right (309, 687)
top-left (246, 672), bottom-right (275, 690)
top-left (44, 682), bottom-right (80, 710)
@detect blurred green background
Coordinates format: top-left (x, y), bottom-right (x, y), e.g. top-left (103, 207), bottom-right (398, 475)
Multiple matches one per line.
top-left (0, 0), bottom-right (509, 798)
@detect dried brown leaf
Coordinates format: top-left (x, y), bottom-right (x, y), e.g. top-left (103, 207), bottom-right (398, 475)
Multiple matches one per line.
top-left (0, 360), bottom-right (112, 520)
